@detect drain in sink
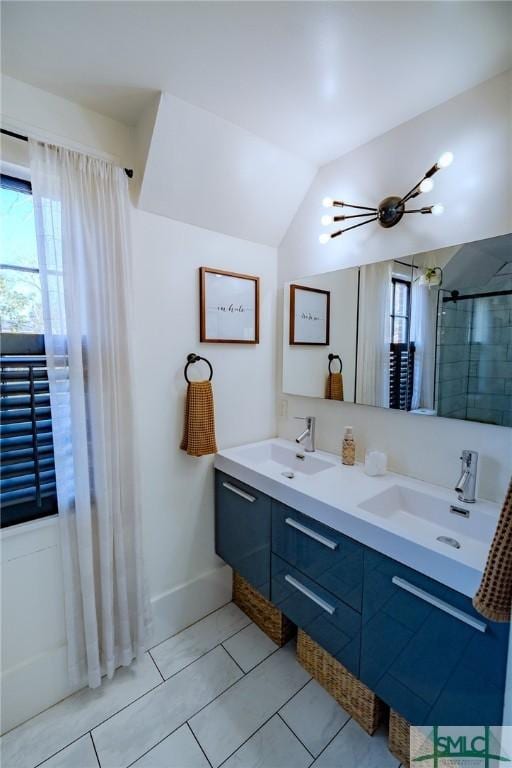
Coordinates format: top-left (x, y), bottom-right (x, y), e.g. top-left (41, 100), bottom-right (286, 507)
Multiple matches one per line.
top-left (437, 535), bottom-right (461, 549)
top-left (282, 471), bottom-right (295, 479)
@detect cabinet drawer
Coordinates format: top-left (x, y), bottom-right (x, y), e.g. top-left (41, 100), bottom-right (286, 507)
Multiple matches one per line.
top-left (271, 554), bottom-right (361, 676)
top-left (215, 471), bottom-right (271, 598)
top-left (272, 501), bottom-right (364, 612)
top-left (361, 550), bottom-right (508, 725)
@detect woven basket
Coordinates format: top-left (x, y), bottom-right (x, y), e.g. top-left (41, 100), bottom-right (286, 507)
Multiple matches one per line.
top-left (389, 710), bottom-right (411, 767)
top-left (233, 571), bottom-right (295, 646)
top-left (297, 629), bottom-right (384, 735)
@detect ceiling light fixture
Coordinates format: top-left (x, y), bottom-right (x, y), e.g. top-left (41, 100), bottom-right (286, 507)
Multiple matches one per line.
top-left (319, 152), bottom-right (453, 243)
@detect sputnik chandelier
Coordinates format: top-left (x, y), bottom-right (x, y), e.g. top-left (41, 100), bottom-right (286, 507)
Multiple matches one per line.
top-left (319, 151), bottom-right (453, 244)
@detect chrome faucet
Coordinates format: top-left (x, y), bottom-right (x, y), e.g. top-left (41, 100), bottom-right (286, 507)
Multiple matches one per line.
top-left (455, 450), bottom-right (478, 503)
top-left (295, 416), bottom-right (316, 453)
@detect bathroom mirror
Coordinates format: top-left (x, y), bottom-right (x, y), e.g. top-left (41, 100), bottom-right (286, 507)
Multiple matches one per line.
top-left (282, 268), bottom-right (359, 401)
top-left (282, 233), bottom-right (512, 427)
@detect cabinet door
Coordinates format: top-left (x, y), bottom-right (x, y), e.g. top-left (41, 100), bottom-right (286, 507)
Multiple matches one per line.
top-left (272, 554), bottom-right (361, 676)
top-left (215, 470), bottom-right (271, 598)
top-left (361, 550), bottom-right (508, 726)
top-left (272, 501), bottom-right (364, 612)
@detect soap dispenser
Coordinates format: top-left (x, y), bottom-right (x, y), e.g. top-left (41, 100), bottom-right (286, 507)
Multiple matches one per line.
top-left (342, 426), bottom-right (355, 466)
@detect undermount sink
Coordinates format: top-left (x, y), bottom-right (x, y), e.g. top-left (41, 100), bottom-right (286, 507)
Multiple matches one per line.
top-left (235, 441), bottom-right (334, 476)
top-left (358, 484), bottom-right (495, 548)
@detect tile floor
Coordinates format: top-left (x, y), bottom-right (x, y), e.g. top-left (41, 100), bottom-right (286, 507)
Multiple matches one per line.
top-left (0, 602), bottom-right (403, 768)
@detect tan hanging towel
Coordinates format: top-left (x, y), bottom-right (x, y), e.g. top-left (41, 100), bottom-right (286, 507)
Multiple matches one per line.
top-left (325, 372), bottom-right (344, 401)
top-left (180, 380), bottom-right (218, 457)
top-left (473, 478), bottom-right (512, 622)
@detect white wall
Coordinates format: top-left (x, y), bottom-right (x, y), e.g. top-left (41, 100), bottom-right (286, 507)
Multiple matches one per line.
top-left (280, 70), bottom-right (512, 281)
top-left (278, 71), bottom-right (512, 504)
top-left (0, 80), bottom-right (278, 732)
top-left (130, 207), bottom-right (277, 630)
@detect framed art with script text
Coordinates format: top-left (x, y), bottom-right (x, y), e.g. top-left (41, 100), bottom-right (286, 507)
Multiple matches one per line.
top-left (289, 284), bottom-right (330, 345)
top-left (200, 267), bottom-right (260, 343)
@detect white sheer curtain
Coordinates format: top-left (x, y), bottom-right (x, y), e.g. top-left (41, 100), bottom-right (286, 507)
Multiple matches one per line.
top-left (29, 141), bottom-right (151, 689)
top-left (410, 273), bottom-right (437, 411)
top-left (356, 261), bottom-right (392, 408)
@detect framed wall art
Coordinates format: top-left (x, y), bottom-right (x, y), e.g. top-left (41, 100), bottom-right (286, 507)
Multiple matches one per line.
top-left (200, 267), bottom-right (260, 343)
top-left (289, 284), bottom-right (330, 345)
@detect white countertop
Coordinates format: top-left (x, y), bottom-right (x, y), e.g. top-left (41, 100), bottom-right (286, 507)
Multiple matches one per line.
top-left (214, 438), bottom-right (499, 598)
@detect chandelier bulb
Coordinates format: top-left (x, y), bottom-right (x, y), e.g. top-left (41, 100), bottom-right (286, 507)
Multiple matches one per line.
top-left (319, 233), bottom-right (330, 245)
top-left (437, 151), bottom-right (454, 169)
top-left (419, 178), bottom-right (434, 194)
top-left (431, 203), bottom-right (445, 216)
top-left (321, 215), bottom-right (334, 226)
top-left (322, 196), bottom-right (334, 209)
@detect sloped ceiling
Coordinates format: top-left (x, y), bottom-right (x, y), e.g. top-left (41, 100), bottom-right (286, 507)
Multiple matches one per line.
top-left (137, 94), bottom-right (315, 246)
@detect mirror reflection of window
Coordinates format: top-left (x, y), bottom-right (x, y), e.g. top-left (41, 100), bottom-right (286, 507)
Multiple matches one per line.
top-left (389, 276), bottom-right (413, 411)
top-left (390, 279), bottom-right (410, 344)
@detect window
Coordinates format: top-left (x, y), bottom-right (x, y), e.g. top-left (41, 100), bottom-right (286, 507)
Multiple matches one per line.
top-left (389, 277), bottom-right (415, 411)
top-left (390, 278), bottom-right (410, 344)
top-left (0, 175), bottom-right (43, 334)
top-left (1, 174), bottom-right (57, 527)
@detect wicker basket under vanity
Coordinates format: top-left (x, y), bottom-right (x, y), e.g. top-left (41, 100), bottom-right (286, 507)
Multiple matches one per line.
top-left (296, 629), bottom-right (385, 735)
top-left (232, 571), bottom-right (296, 646)
top-left (389, 709), bottom-right (431, 768)
top-left (389, 709), bottom-right (411, 766)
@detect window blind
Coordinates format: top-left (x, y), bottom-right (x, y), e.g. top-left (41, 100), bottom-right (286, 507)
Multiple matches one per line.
top-left (389, 341), bottom-right (415, 411)
top-left (0, 334), bottom-right (58, 527)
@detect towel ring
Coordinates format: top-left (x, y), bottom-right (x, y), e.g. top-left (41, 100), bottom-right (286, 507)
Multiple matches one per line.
top-left (328, 353), bottom-right (342, 374)
top-left (184, 353), bottom-right (213, 383)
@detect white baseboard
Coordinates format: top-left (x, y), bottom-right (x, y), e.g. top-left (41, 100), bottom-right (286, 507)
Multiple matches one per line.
top-left (150, 564), bottom-right (233, 648)
top-left (1, 564), bottom-right (233, 734)
top-left (1, 645), bottom-right (77, 735)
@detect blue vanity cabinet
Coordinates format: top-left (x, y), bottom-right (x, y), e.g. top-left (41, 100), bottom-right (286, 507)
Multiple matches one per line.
top-left (215, 468), bottom-right (508, 726)
top-left (272, 501), bottom-right (364, 612)
top-left (215, 470), bottom-right (272, 598)
top-left (271, 554), bottom-right (361, 676)
top-left (360, 549), bottom-right (509, 725)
